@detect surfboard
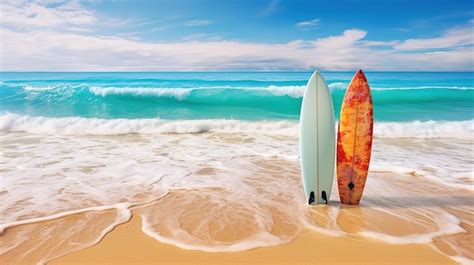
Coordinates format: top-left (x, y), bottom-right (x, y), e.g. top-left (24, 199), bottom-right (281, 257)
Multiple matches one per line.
top-left (300, 71), bottom-right (336, 205)
top-left (337, 69), bottom-right (373, 205)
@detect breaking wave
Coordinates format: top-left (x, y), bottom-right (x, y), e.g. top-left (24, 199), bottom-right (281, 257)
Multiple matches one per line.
top-left (1, 113), bottom-right (472, 139)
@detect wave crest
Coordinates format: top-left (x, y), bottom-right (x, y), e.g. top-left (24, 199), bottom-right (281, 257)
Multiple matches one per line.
top-left (0, 114), bottom-right (299, 135)
top-left (373, 120), bottom-right (474, 139)
top-left (5, 84), bottom-right (473, 103)
top-left (266, 85), bottom-right (305, 98)
top-left (328, 82), bottom-right (347, 89)
top-left (0, 114), bottom-right (472, 139)
top-left (89, 87), bottom-right (192, 100)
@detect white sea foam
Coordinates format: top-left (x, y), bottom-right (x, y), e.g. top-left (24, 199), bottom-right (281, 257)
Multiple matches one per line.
top-left (452, 256), bottom-right (474, 265)
top-left (0, 203), bottom-right (132, 234)
top-left (373, 120), bottom-right (474, 139)
top-left (370, 164), bottom-right (418, 175)
top-left (264, 83), bottom-right (474, 96)
top-left (371, 85), bottom-right (474, 90)
top-left (15, 84), bottom-right (472, 103)
top-left (1, 128), bottom-right (472, 262)
top-left (140, 214), bottom-right (291, 252)
top-left (328, 82), bottom-right (347, 89)
top-left (22, 84), bottom-right (86, 91)
top-left (0, 113), bottom-right (299, 136)
top-left (265, 83), bottom-right (346, 97)
top-left (89, 85), bottom-right (307, 99)
top-left (1, 114), bottom-right (473, 139)
top-left (325, 83), bottom-right (474, 91)
top-left (89, 85), bottom-right (309, 99)
top-left (370, 163), bottom-right (472, 189)
top-left (23, 85), bottom-right (58, 91)
top-left (248, 83), bottom-right (473, 97)
top-left (0, 129), bottom-right (304, 252)
top-left (89, 86), bottom-right (192, 100)
top-left (266, 85), bottom-right (305, 98)
top-left (370, 137), bottom-right (473, 190)
top-left (358, 212), bottom-right (465, 244)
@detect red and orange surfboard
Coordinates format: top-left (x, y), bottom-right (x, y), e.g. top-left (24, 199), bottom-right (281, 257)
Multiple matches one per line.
top-left (337, 70), bottom-right (373, 205)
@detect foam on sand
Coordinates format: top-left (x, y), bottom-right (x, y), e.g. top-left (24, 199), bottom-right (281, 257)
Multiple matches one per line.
top-left (358, 212), bottom-right (465, 244)
top-left (1, 128), bottom-right (472, 263)
top-left (0, 205), bottom-right (132, 265)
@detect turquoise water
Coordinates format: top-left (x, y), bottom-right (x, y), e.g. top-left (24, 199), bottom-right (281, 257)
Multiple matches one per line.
top-left (1, 71), bottom-right (473, 122)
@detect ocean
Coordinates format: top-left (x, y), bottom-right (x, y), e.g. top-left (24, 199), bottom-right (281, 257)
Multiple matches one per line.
top-left (1, 71), bottom-right (473, 264)
top-left (1, 71), bottom-right (473, 137)
top-left (1, 71), bottom-right (473, 120)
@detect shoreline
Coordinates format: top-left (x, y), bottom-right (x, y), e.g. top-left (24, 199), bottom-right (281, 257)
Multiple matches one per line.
top-left (1, 202), bottom-right (462, 265)
top-left (1, 132), bottom-right (472, 264)
top-left (49, 211), bottom-right (456, 265)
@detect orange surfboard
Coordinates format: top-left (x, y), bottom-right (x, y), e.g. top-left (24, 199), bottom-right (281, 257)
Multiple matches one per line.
top-left (337, 70), bottom-right (373, 205)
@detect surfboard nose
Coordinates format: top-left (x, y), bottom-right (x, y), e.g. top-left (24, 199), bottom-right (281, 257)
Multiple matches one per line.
top-left (354, 69), bottom-right (367, 82)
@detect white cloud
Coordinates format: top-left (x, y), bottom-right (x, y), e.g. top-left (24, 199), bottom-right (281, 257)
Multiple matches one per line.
top-left (296, 18), bottom-right (320, 29)
top-left (184, 19), bottom-right (212, 27)
top-left (395, 26), bottom-right (474, 50)
top-left (1, 26), bottom-right (472, 71)
top-left (0, 0), bottom-right (96, 30)
top-left (0, 1), bottom-right (472, 71)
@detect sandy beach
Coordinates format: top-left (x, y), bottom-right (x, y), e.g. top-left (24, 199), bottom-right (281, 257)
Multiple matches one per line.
top-left (1, 201), bottom-right (462, 265)
top-left (51, 211), bottom-right (456, 265)
top-left (1, 132), bottom-right (472, 265)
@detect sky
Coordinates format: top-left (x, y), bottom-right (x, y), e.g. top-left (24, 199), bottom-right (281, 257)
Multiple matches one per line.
top-left (0, 0), bottom-right (473, 71)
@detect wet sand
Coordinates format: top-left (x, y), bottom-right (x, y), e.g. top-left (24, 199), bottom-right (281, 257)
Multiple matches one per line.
top-left (2, 183), bottom-right (469, 265)
top-left (49, 211), bottom-right (455, 265)
top-left (1, 133), bottom-right (472, 264)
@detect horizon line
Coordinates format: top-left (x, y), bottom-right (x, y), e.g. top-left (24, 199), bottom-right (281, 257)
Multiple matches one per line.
top-left (1, 70), bottom-right (473, 73)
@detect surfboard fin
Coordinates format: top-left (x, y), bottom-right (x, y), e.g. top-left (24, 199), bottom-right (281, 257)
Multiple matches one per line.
top-left (321, 191), bottom-right (328, 204)
top-left (308, 191), bottom-right (315, 205)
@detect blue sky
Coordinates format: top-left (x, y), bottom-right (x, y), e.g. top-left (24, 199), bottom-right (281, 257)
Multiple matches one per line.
top-left (0, 0), bottom-right (473, 70)
top-left (90, 0), bottom-right (473, 42)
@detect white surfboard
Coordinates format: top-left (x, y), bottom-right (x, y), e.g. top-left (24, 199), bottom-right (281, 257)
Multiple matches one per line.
top-left (299, 71), bottom-right (336, 204)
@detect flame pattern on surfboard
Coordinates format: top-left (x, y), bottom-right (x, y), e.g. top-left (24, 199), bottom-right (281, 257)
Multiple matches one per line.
top-left (337, 70), bottom-right (373, 205)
